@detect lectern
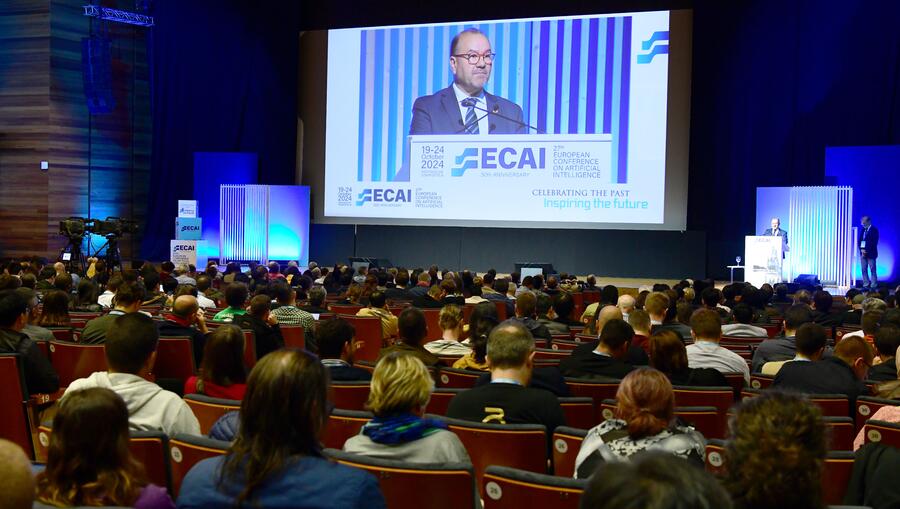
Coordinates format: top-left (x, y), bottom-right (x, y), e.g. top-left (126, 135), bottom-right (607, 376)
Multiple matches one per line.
top-left (745, 236), bottom-right (783, 287)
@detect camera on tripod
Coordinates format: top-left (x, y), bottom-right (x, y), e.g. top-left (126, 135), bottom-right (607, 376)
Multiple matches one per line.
top-left (57, 216), bottom-right (139, 273)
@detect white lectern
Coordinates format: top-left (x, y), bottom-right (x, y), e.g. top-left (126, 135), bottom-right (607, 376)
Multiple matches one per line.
top-left (745, 236), bottom-right (783, 287)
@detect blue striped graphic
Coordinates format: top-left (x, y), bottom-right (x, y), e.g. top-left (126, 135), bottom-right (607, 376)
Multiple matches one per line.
top-left (357, 15), bottom-right (637, 183)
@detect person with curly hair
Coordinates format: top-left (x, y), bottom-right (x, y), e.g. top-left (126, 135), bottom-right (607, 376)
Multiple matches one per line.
top-left (723, 391), bottom-right (826, 509)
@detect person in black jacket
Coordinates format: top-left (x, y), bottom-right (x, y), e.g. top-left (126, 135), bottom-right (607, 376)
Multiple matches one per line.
top-left (559, 319), bottom-right (636, 380)
top-left (859, 215), bottom-right (880, 290)
top-left (649, 330), bottom-right (727, 387)
top-left (773, 335), bottom-right (873, 407)
top-left (234, 295), bottom-right (284, 360)
top-left (868, 325), bottom-right (900, 383)
top-left (317, 318), bottom-right (371, 382)
top-left (0, 290), bottom-right (59, 394)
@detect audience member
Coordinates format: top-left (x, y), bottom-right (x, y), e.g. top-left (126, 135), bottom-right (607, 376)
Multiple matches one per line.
top-left (212, 282), bottom-right (249, 322)
top-left (378, 307), bottom-right (439, 367)
top-left (453, 301), bottom-right (497, 371)
top-left (424, 304), bottom-right (472, 356)
top-left (301, 286), bottom-right (330, 315)
top-left (506, 291), bottom-right (552, 346)
top-left (234, 295), bottom-right (284, 359)
top-left (810, 290), bottom-right (841, 328)
top-left (760, 323), bottom-right (828, 376)
top-left (64, 313), bottom-right (200, 436)
top-left (184, 325), bottom-right (247, 400)
top-left (195, 275), bottom-right (220, 308)
top-left (723, 391), bottom-right (825, 509)
top-left (35, 266), bottom-right (56, 290)
top-left (35, 387), bottom-right (175, 509)
top-left (97, 275), bottom-right (122, 308)
top-left (72, 278), bottom-right (103, 312)
top-left (80, 281), bottom-right (143, 344)
top-left (685, 309), bottom-right (750, 384)
top-left (628, 309), bottom-right (652, 355)
top-left (0, 290), bottom-right (59, 394)
top-left (15, 287), bottom-right (54, 342)
top-left (0, 438), bottom-right (35, 509)
top-left (616, 294), bottom-right (636, 323)
top-left (773, 335), bottom-right (873, 406)
top-left (574, 368), bottom-right (705, 478)
top-left (356, 291), bottom-right (399, 339)
top-left (650, 330), bottom-right (728, 387)
top-left (644, 291), bottom-right (669, 327)
top-left (843, 308), bottom-right (884, 343)
top-left (157, 295), bottom-right (209, 366)
top-left (383, 270), bottom-right (411, 301)
top-left (37, 290), bottom-right (71, 327)
top-left (177, 349), bottom-right (385, 508)
top-left (559, 319), bottom-right (636, 380)
top-left (318, 318), bottom-right (371, 381)
top-left (536, 292), bottom-right (569, 334)
top-left (721, 303), bottom-right (767, 338)
top-left (270, 280), bottom-right (315, 333)
top-left (751, 304), bottom-right (813, 372)
top-left (552, 292), bottom-right (582, 328)
top-left (344, 352), bottom-right (470, 463)
top-left (865, 325), bottom-right (900, 382)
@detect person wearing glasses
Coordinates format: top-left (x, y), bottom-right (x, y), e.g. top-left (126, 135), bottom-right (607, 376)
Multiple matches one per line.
top-left (409, 28), bottom-right (526, 135)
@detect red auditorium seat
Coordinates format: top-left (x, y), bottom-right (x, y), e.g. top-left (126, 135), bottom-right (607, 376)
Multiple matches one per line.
top-left (323, 409), bottom-right (372, 449)
top-left (280, 325), bottom-right (306, 350)
top-left (442, 417), bottom-right (548, 487)
top-left (168, 434), bottom-right (230, 497)
top-left (339, 315), bottom-right (383, 363)
top-left (183, 394), bottom-right (241, 435)
top-left (552, 426), bottom-right (587, 477)
top-left (482, 465), bottom-right (586, 509)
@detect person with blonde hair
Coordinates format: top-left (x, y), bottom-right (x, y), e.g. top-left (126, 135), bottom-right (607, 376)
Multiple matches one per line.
top-left (573, 367), bottom-right (705, 478)
top-left (0, 439), bottom-right (35, 509)
top-left (344, 352), bottom-right (470, 463)
top-left (425, 304), bottom-right (472, 356)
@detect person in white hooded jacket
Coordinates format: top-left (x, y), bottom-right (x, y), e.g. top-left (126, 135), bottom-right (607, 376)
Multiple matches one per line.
top-left (63, 313), bottom-right (200, 437)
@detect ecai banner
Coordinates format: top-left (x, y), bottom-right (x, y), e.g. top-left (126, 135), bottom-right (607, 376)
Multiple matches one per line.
top-left (334, 134), bottom-right (664, 223)
top-left (170, 240), bottom-right (208, 269)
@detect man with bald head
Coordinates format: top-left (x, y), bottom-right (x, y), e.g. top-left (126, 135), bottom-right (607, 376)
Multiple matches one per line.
top-left (410, 28), bottom-right (526, 135)
top-left (0, 439), bottom-right (34, 509)
top-left (617, 294), bottom-right (636, 322)
top-left (157, 294), bottom-right (209, 367)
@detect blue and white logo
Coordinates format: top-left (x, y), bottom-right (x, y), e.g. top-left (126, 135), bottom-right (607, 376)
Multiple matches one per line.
top-left (637, 31), bottom-right (669, 64)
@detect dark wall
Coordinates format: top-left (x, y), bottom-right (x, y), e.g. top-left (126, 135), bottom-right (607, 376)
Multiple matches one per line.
top-left (311, 225), bottom-right (706, 279)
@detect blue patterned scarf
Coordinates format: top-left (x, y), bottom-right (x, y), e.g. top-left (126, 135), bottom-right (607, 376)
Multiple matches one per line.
top-left (361, 413), bottom-right (448, 445)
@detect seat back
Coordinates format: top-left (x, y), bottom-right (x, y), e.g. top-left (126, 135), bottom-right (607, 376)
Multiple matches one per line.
top-left (704, 438), bottom-right (728, 476)
top-left (331, 381), bottom-right (372, 411)
top-left (806, 394), bottom-right (851, 418)
top-left (280, 325), bottom-right (305, 350)
top-left (129, 431), bottom-right (172, 491)
top-left (0, 355), bottom-right (33, 458)
top-left (762, 323), bottom-right (782, 338)
top-left (168, 434), bottom-right (230, 497)
top-left (674, 406), bottom-right (724, 439)
top-left (864, 419), bottom-right (900, 448)
top-left (551, 426), bottom-right (587, 477)
top-left (324, 409), bottom-right (373, 449)
top-left (155, 337), bottom-right (196, 380)
top-left (340, 315), bottom-right (383, 363)
top-left (422, 309), bottom-right (442, 342)
top-left (565, 378), bottom-right (621, 423)
top-left (533, 348), bottom-right (569, 363)
top-left (824, 416), bottom-right (855, 451)
top-left (493, 300), bottom-right (508, 321)
top-left (822, 451), bottom-right (855, 505)
top-left (441, 416), bottom-right (547, 486)
top-left (326, 448), bottom-right (478, 509)
top-left (749, 374), bottom-right (775, 390)
top-left (48, 341), bottom-right (108, 386)
top-left (183, 394), bottom-right (241, 435)
top-left (46, 327), bottom-right (74, 341)
top-left (558, 397), bottom-right (595, 430)
top-left (241, 329), bottom-right (257, 368)
top-left (329, 304), bottom-right (365, 315)
top-left (721, 372), bottom-right (746, 399)
top-left (482, 465), bottom-right (586, 509)
top-left (672, 386), bottom-right (734, 438)
top-left (550, 339), bottom-right (580, 351)
top-left (438, 367), bottom-right (481, 388)
top-left (426, 388), bottom-right (463, 416)
top-left (856, 396), bottom-right (900, 430)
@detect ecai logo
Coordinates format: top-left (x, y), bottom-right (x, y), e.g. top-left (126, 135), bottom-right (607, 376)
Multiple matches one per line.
top-left (180, 225), bottom-right (200, 232)
top-left (173, 244), bottom-right (195, 252)
top-left (451, 147), bottom-right (546, 177)
top-left (356, 188), bottom-right (412, 206)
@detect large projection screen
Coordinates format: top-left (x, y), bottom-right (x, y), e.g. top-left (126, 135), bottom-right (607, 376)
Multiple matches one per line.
top-left (306, 9), bottom-right (691, 230)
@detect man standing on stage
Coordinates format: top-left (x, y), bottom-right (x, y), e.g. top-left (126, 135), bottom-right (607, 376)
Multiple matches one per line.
top-left (409, 28), bottom-right (525, 135)
top-left (762, 217), bottom-right (789, 257)
top-left (859, 215), bottom-right (879, 290)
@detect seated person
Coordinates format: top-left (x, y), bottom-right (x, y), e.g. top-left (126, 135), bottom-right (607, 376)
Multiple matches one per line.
top-left (446, 322), bottom-right (565, 434)
top-left (71, 278), bottom-right (104, 312)
top-left (653, 291), bottom-right (693, 341)
top-left (628, 309), bottom-right (652, 355)
top-left (452, 301), bottom-right (497, 371)
top-left (356, 291), bottom-right (399, 339)
top-left (505, 291), bottom-right (552, 346)
top-left (650, 330), bottom-right (727, 387)
top-left (751, 304), bottom-right (814, 372)
top-left (300, 286), bottom-right (331, 315)
top-left (574, 367), bottom-right (705, 478)
top-left (212, 282), bottom-right (249, 322)
top-left (811, 290), bottom-right (843, 328)
top-left (559, 319), bottom-right (636, 380)
top-left (425, 304), bottom-right (472, 356)
top-left (581, 451), bottom-right (733, 509)
top-left (0, 289), bottom-right (59, 394)
top-left (184, 324), bottom-right (247, 400)
top-left (157, 295), bottom-right (209, 367)
top-left (37, 290), bottom-right (71, 327)
top-left (35, 387), bottom-right (174, 509)
top-left (867, 326), bottom-right (900, 383)
top-left (269, 280), bottom-right (315, 331)
top-left (773, 335), bottom-right (873, 406)
top-left (64, 313), bottom-right (200, 436)
top-left (344, 352), bottom-right (470, 463)
top-left (685, 309), bottom-right (750, 384)
top-left (761, 323), bottom-right (827, 376)
top-left (552, 292), bottom-right (583, 328)
top-left (0, 438), bottom-right (34, 509)
top-left (378, 307), bottom-right (439, 367)
top-left (234, 295), bottom-right (284, 360)
top-left (536, 293), bottom-right (569, 335)
top-left (722, 391), bottom-right (826, 509)
top-left (178, 349), bottom-right (385, 508)
top-left (15, 287), bottom-right (53, 342)
top-left (318, 318), bottom-right (371, 381)
top-left (721, 303), bottom-right (768, 338)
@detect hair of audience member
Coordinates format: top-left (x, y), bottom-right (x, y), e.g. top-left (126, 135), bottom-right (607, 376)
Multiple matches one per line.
top-left (862, 297), bottom-right (888, 315)
top-left (682, 287), bottom-right (696, 304)
top-left (834, 335), bottom-right (874, 368)
top-left (861, 309), bottom-right (884, 336)
top-left (675, 302), bottom-right (693, 326)
top-left (105, 313), bottom-right (158, 374)
top-left (793, 289), bottom-right (812, 307)
top-left (0, 438), bottom-right (35, 509)
top-left (198, 324), bottom-right (246, 389)
top-left (219, 349), bottom-right (327, 506)
top-left (874, 325), bottom-right (900, 359)
top-left (316, 318), bottom-right (356, 359)
top-left (628, 309), bottom-right (651, 334)
top-left (784, 304), bottom-right (814, 332)
top-left (615, 367), bottom-right (674, 440)
top-left (469, 301), bottom-right (499, 363)
top-left (225, 282), bottom-right (249, 309)
top-left (724, 391), bottom-right (825, 509)
top-left (701, 287), bottom-right (720, 308)
top-left (600, 285), bottom-right (619, 306)
top-left (579, 450), bottom-right (733, 509)
top-left (0, 289), bottom-right (28, 328)
top-left (492, 278), bottom-right (510, 294)
top-left (247, 294), bottom-right (270, 318)
top-left (649, 330), bottom-right (689, 375)
top-left (535, 292), bottom-right (553, 316)
top-left (812, 290), bottom-right (833, 313)
top-left (53, 271), bottom-right (73, 293)
top-left (731, 303), bottom-right (754, 325)
top-left (9, 273), bottom-right (29, 290)
top-left (531, 274), bottom-right (544, 290)
top-left (486, 322), bottom-right (535, 369)
top-left (308, 286), bottom-right (326, 306)
top-left (690, 308), bottom-right (722, 340)
top-left (36, 388), bottom-right (147, 507)
top-left (114, 281), bottom-right (145, 308)
top-left (794, 323), bottom-right (827, 358)
top-left (368, 290), bottom-right (387, 308)
top-left (269, 281), bottom-right (293, 305)
top-left (75, 278), bottom-right (100, 307)
top-left (515, 291), bottom-right (537, 318)
top-left (554, 292), bottom-right (574, 321)
top-left (644, 292), bottom-right (670, 317)
top-left (367, 352), bottom-right (433, 417)
top-left (398, 307), bottom-right (428, 346)
top-left (599, 319), bottom-right (634, 350)
top-left (38, 290), bottom-right (71, 326)
top-left (635, 290), bottom-right (649, 310)
top-left (439, 304), bottom-right (463, 333)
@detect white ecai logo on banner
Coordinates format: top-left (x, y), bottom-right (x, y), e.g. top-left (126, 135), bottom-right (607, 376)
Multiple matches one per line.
top-left (178, 200), bottom-right (198, 218)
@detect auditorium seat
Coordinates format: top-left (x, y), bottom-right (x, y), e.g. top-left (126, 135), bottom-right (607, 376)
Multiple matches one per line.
top-left (721, 336), bottom-right (768, 345)
top-left (45, 326), bottom-right (75, 341)
top-left (0, 354), bottom-right (34, 458)
top-left (482, 465), bottom-right (586, 509)
top-left (835, 326), bottom-right (862, 343)
top-left (155, 337), bottom-right (196, 380)
top-left (806, 394), bottom-right (852, 418)
top-left (441, 416), bottom-right (548, 485)
top-left (169, 434), bottom-right (230, 497)
top-left (324, 409), bottom-right (372, 450)
top-left (426, 388), bottom-right (463, 416)
top-left (533, 348), bottom-right (570, 363)
top-left (749, 374), bottom-right (775, 390)
top-left (129, 430), bottom-right (172, 491)
top-left (674, 406), bottom-right (726, 439)
top-left (331, 380), bottom-right (371, 411)
top-left (672, 386), bottom-right (735, 437)
top-left (280, 325), bottom-right (305, 350)
top-left (864, 419), bottom-right (900, 448)
top-left (549, 339), bottom-right (580, 351)
top-left (438, 367), bottom-right (481, 388)
top-left (855, 396), bottom-right (899, 430)
top-left (438, 355), bottom-right (464, 367)
top-left (329, 304), bottom-right (365, 315)
top-left (241, 329), bottom-right (257, 368)
top-left (703, 438), bottom-right (727, 476)
top-left (761, 323), bottom-right (782, 338)
top-left (824, 416), bottom-right (855, 451)
top-left (326, 448), bottom-right (478, 509)
top-left (822, 451), bottom-right (855, 505)
top-left (558, 397), bottom-right (594, 430)
top-left (339, 315), bottom-right (383, 363)
top-left (355, 360), bottom-right (376, 374)
top-left (551, 426), bottom-right (587, 477)
top-left (48, 341), bottom-right (108, 386)
top-left (721, 372), bottom-right (746, 399)
top-left (422, 309), bottom-right (442, 342)
top-left (183, 394), bottom-right (241, 435)
top-left (565, 377), bottom-right (621, 423)
top-left (493, 300), bottom-right (508, 321)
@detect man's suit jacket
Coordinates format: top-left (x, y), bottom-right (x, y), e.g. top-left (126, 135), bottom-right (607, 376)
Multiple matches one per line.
top-left (409, 85), bottom-right (526, 135)
top-left (772, 356), bottom-right (867, 405)
top-left (860, 225), bottom-right (879, 258)
top-left (762, 227), bottom-right (789, 246)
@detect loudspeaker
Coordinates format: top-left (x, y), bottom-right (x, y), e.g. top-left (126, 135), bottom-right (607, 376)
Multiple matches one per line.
top-left (82, 36), bottom-right (114, 114)
top-left (794, 274), bottom-right (821, 286)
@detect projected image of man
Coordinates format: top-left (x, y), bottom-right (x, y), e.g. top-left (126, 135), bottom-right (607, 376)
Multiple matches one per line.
top-left (409, 28), bottom-right (526, 135)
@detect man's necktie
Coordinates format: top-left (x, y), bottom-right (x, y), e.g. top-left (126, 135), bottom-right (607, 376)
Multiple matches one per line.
top-left (461, 98), bottom-right (479, 134)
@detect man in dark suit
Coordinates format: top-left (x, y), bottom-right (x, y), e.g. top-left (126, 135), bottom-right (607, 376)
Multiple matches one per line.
top-left (409, 28), bottom-right (526, 135)
top-left (762, 217), bottom-right (789, 257)
top-left (859, 215), bottom-right (879, 290)
top-left (559, 319), bottom-right (636, 380)
top-left (772, 335), bottom-right (873, 406)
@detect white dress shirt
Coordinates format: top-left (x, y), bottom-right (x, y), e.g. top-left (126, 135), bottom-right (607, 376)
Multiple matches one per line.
top-left (686, 340), bottom-right (750, 384)
top-left (452, 83), bottom-right (489, 135)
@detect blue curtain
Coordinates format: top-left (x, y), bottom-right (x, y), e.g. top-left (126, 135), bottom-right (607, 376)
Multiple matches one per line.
top-left (688, 0), bottom-right (900, 276)
top-left (141, 0), bottom-right (299, 261)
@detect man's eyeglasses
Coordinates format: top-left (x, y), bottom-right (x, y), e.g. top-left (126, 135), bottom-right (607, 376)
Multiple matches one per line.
top-left (453, 52), bottom-right (496, 65)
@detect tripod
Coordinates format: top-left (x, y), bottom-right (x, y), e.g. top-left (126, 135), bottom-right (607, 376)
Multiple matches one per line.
top-left (92, 235), bottom-right (123, 273)
top-left (58, 236), bottom-right (87, 275)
